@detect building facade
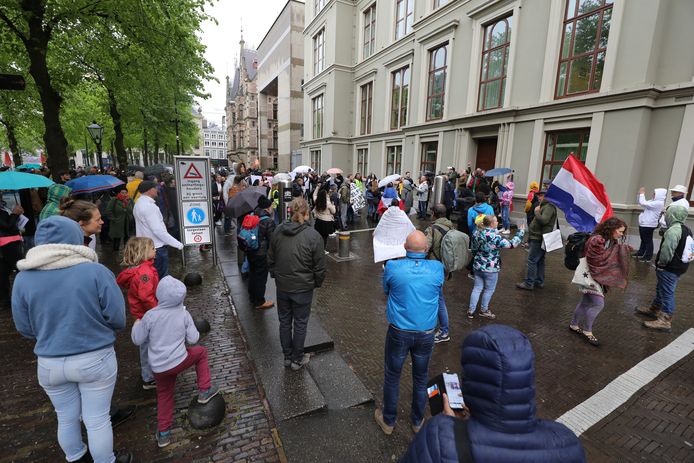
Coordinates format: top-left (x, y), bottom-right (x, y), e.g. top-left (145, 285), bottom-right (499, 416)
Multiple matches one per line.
top-left (202, 119), bottom-right (229, 165)
top-left (191, 106), bottom-right (205, 157)
top-left (257, 0), bottom-right (306, 171)
top-left (226, 35), bottom-right (260, 165)
top-left (301, 0), bottom-right (694, 228)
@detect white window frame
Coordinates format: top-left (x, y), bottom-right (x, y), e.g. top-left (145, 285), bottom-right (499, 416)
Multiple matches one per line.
top-left (313, 28), bottom-right (326, 75)
top-left (362, 3), bottom-right (377, 60)
top-left (394, 0), bottom-right (414, 40)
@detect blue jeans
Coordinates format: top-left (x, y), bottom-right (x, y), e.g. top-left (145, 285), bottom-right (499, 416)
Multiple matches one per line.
top-left (653, 270), bottom-right (680, 315)
top-left (382, 325), bottom-right (435, 427)
top-left (154, 246), bottom-right (169, 279)
top-left (223, 216), bottom-right (232, 233)
top-left (418, 201), bottom-right (428, 219)
top-left (501, 205), bottom-right (510, 230)
top-left (524, 239), bottom-right (546, 287)
top-left (38, 347), bottom-right (117, 463)
top-left (437, 287), bottom-right (449, 335)
top-left (469, 271), bottom-right (500, 313)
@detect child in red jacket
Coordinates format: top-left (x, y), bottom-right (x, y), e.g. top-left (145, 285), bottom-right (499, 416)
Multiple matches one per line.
top-left (117, 237), bottom-right (159, 389)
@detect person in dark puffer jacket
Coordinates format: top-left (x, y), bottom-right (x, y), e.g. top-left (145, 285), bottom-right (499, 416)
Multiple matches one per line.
top-left (400, 325), bottom-right (585, 463)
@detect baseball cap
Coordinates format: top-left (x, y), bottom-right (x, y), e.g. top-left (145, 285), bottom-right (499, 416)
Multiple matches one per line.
top-left (669, 184), bottom-right (688, 194)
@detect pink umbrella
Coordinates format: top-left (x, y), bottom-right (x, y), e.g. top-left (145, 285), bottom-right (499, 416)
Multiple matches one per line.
top-left (327, 167), bottom-right (343, 175)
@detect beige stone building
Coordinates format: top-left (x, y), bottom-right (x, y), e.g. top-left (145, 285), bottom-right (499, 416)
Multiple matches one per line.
top-left (226, 35), bottom-right (259, 164)
top-left (257, 0), bottom-right (306, 171)
top-left (301, 0), bottom-right (694, 229)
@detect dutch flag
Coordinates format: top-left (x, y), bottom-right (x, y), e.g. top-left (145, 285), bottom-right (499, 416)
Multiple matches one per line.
top-left (545, 154), bottom-right (613, 233)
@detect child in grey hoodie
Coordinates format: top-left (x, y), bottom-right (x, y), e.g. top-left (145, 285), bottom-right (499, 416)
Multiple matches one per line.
top-left (131, 276), bottom-right (219, 448)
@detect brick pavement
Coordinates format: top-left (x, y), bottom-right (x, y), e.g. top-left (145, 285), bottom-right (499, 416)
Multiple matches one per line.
top-left (0, 246), bottom-right (281, 463)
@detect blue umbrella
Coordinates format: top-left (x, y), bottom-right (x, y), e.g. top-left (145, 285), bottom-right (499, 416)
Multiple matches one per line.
top-left (65, 175), bottom-right (124, 194)
top-left (0, 171), bottom-right (54, 190)
top-left (484, 167), bottom-right (513, 177)
top-left (16, 163), bottom-right (42, 170)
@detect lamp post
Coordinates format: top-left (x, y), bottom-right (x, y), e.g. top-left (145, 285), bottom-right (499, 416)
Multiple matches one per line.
top-left (87, 121), bottom-right (104, 172)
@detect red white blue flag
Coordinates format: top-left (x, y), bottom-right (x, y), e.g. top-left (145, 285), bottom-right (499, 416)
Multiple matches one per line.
top-left (545, 154), bottom-right (613, 232)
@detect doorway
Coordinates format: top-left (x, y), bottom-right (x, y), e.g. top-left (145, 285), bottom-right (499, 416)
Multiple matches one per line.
top-left (475, 137), bottom-right (497, 171)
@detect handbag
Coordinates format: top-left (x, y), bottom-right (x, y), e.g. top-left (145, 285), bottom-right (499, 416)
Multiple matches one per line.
top-left (542, 228), bottom-right (563, 252)
top-left (571, 257), bottom-right (603, 295)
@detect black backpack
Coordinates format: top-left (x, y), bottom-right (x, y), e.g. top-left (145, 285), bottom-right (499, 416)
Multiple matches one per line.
top-left (564, 232), bottom-right (591, 270)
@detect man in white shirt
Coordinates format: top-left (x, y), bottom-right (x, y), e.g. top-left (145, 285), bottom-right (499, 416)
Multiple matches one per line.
top-left (134, 181), bottom-right (183, 278)
top-left (659, 185), bottom-right (690, 228)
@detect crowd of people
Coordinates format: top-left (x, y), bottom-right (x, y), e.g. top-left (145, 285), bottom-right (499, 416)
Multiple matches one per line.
top-left (1, 159), bottom-right (691, 462)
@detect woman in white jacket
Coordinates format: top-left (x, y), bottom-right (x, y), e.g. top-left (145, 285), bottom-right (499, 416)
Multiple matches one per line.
top-left (634, 187), bottom-right (666, 261)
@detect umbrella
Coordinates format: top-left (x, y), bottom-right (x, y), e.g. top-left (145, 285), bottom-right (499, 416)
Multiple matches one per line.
top-left (3, 152), bottom-right (11, 167)
top-left (225, 186), bottom-right (268, 218)
top-left (127, 165), bottom-right (145, 172)
top-left (327, 167), bottom-right (343, 175)
top-left (292, 165), bottom-right (312, 174)
top-left (272, 173), bottom-right (292, 184)
top-left (65, 175), bottom-right (125, 194)
top-left (0, 171), bottom-right (54, 190)
top-left (378, 174), bottom-right (402, 188)
top-left (16, 163), bottom-right (41, 170)
top-left (144, 163), bottom-right (172, 177)
top-left (484, 167), bottom-right (513, 177)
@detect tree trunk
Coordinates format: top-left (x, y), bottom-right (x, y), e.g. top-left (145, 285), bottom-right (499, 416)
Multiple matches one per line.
top-left (142, 128), bottom-right (149, 166)
top-left (106, 88), bottom-right (128, 170)
top-left (0, 119), bottom-right (22, 166)
top-left (22, 0), bottom-right (69, 178)
top-left (153, 137), bottom-right (159, 165)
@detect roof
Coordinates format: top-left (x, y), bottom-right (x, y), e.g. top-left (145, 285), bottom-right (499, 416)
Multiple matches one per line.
top-left (227, 47), bottom-right (258, 102)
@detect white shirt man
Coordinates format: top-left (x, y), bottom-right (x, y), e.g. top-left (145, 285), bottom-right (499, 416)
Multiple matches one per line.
top-left (659, 185), bottom-right (690, 228)
top-left (133, 181), bottom-right (183, 278)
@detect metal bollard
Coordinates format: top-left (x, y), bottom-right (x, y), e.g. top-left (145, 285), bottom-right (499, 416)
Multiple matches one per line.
top-left (338, 231), bottom-right (351, 258)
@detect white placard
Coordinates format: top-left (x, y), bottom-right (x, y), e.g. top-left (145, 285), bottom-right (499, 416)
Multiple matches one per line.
top-left (183, 226), bottom-right (211, 245)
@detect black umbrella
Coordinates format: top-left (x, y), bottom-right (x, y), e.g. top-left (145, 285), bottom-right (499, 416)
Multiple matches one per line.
top-left (224, 186), bottom-right (267, 218)
top-left (127, 165), bottom-right (144, 172)
top-left (144, 163), bottom-right (172, 177)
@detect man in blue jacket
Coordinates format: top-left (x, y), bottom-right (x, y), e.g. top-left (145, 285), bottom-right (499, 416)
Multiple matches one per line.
top-left (466, 192), bottom-right (494, 231)
top-left (399, 325), bottom-right (585, 463)
top-left (375, 230), bottom-right (445, 435)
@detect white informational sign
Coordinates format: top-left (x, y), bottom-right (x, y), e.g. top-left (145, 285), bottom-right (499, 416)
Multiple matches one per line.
top-left (175, 156), bottom-right (214, 247)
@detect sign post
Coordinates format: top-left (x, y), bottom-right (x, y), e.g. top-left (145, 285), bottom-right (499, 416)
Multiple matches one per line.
top-left (174, 156), bottom-right (216, 266)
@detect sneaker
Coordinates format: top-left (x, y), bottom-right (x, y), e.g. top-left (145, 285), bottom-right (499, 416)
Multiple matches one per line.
top-left (374, 408), bottom-right (394, 435)
top-left (324, 250), bottom-right (329, 255)
top-left (142, 380), bottom-right (156, 390)
top-left (643, 313), bottom-right (672, 332)
top-left (290, 354), bottom-right (310, 371)
top-left (635, 305), bottom-right (660, 319)
top-left (515, 282), bottom-right (534, 291)
top-left (534, 283), bottom-right (545, 289)
top-left (115, 452), bottom-right (133, 463)
top-left (110, 406), bottom-right (136, 428)
top-left (434, 331), bottom-right (450, 343)
top-left (467, 311), bottom-right (475, 319)
top-left (283, 358), bottom-right (292, 368)
top-left (479, 310), bottom-right (497, 320)
top-left (197, 385), bottom-right (221, 404)
top-left (156, 431), bottom-right (172, 448)
top-left (411, 421), bottom-right (423, 433)
top-left (328, 233), bottom-right (337, 238)
top-left (255, 301), bottom-right (274, 310)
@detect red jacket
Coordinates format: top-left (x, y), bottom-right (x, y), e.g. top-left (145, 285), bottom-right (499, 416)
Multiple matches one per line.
top-left (116, 260), bottom-right (159, 319)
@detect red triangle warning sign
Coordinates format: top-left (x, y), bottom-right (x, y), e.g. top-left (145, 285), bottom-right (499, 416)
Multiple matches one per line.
top-left (183, 163), bottom-right (203, 179)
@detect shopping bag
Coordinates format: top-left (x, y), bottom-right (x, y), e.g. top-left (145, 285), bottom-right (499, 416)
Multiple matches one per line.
top-left (542, 229), bottom-right (563, 252)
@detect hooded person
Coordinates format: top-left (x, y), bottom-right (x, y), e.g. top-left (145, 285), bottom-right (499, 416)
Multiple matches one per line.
top-left (499, 181), bottom-right (515, 233)
top-left (634, 187), bottom-right (667, 261)
top-left (11, 216), bottom-right (132, 463)
top-left (524, 181), bottom-right (540, 225)
top-left (638, 206), bottom-right (691, 332)
top-left (466, 192), bottom-right (494, 232)
top-left (39, 184), bottom-right (72, 222)
top-left (131, 276), bottom-right (220, 448)
top-left (399, 325), bottom-right (585, 463)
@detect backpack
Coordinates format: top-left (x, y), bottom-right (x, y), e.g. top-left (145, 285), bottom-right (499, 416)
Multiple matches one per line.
top-left (680, 225), bottom-right (694, 263)
top-left (564, 232), bottom-right (591, 270)
top-left (238, 214), bottom-right (270, 252)
top-left (433, 225), bottom-right (471, 273)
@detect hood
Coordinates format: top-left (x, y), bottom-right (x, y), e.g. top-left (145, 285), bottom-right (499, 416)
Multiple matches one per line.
top-left (280, 221), bottom-right (309, 236)
top-left (472, 204), bottom-right (489, 213)
top-left (528, 182), bottom-right (539, 192)
top-left (116, 260), bottom-right (154, 287)
top-left (665, 205), bottom-right (689, 227)
top-left (155, 276), bottom-right (187, 309)
top-left (461, 325), bottom-right (536, 433)
top-left (505, 181), bottom-right (515, 191)
top-left (35, 215), bottom-right (84, 245)
top-left (46, 184), bottom-right (72, 204)
top-left (434, 217), bottom-right (454, 229)
top-left (653, 188), bottom-right (667, 202)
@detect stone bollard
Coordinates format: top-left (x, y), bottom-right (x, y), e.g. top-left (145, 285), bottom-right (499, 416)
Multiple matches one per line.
top-left (337, 231), bottom-right (351, 258)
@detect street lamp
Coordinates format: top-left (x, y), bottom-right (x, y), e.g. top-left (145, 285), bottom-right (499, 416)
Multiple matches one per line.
top-left (87, 121), bottom-right (104, 172)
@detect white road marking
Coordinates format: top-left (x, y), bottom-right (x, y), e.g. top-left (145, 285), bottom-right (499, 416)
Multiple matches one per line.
top-left (557, 328), bottom-right (694, 436)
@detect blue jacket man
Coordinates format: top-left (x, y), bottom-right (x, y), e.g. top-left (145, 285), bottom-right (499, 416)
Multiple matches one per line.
top-left (399, 325), bottom-right (585, 463)
top-left (467, 192), bottom-right (494, 231)
top-left (375, 230), bottom-right (444, 435)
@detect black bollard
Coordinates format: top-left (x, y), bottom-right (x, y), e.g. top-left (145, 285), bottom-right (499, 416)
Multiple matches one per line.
top-left (188, 394), bottom-right (226, 430)
top-left (183, 272), bottom-right (203, 287)
top-left (193, 317), bottom-right (211, 334)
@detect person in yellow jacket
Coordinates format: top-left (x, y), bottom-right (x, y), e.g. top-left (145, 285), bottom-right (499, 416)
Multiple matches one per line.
top-left (126, 171), bottom-right (144, 202)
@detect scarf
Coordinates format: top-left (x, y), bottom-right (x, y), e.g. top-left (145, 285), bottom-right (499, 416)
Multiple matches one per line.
top-left (585, 235), bottom-right (630, 289)
top-left (17, 243), bottom-right (98, 271)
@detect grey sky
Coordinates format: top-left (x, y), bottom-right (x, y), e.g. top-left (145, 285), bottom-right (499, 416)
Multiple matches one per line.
top-left (198, 0), bottom-right (290, 126)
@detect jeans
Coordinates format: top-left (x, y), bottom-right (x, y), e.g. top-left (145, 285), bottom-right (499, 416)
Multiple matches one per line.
top-left (636, 226), bottom-right (656, 259)
top-left (347, 205), bottom-right (354, 224)
top-left (437, 287), bottom-right (449, 335)
top-left (340, 204), bottom-right (349, 229)
top-left (469, 271), bottom-right (500, 313)
top-left (653, 270), bottom-right (680, 315)
top-left (247, 253), bottom-right (269, 306)
top-left (501, 205), bottom-right (510, 230)
top-left (418, 201), bottom-right (428, 219)
top-left (223, 216), bottom-right (232, 233)
top-left (367, 200), bottom-right (377, 218)
top-left (154, 246), bottom-right (169, 279)
top-left (38, 346), bottom-right (117, 463)
top-left (153, 346), bottom-right (211, 433)
top-left (276, 289), bottom-right (313, 363)
top-left (524, 239), bottom-right (546, 287)
top-left (571, 293), bottom-right (605, 332)
top-left (382, 325), bottom-right (435, 427)
top-left (139, 342), bottom-right (154, 383)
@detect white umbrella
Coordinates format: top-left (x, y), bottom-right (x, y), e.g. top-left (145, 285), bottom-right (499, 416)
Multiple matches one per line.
top-left (272, 173), bottom-right (292, 184)
top-left (292, 165), bottom-right (312, 173)
top-left (378, 174), bottom-right (402, 188)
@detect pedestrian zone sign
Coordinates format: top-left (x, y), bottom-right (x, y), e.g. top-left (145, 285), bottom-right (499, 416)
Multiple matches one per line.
top-left (183, 202), bottom-right (209, 227)
top-left (175, 156), bottom-right (213, 246)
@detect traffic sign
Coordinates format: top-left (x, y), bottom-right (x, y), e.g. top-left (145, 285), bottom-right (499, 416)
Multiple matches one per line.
top-left (184, 163), bottom-right (203, 179)
top-left (183, 226), bottom-right (211, 245)
top-left (178, 159), bottom-right (209, 201)
top-left (175, 157), bottom-right (214, 250)
top-left (183, 202), bottom-right (209, 227)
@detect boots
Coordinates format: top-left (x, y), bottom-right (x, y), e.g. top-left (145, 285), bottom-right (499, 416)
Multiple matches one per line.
top-left (635, 305), bottom-right (661, 319)
top-left (643, 313), bottom-right (672, 332)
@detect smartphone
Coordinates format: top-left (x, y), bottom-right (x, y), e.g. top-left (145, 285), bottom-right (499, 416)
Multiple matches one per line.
top-left (427, 372), bottom-right (465, 415)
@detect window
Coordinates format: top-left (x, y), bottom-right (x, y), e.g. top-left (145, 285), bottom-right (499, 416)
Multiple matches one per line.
top-left (426, 44), bottom-right (448, 121)
top-left (478, 16), bottom-right (512, 111)
top-left (204, 141), bottom-right (209, 146)
top-left (556, 0), bottom-right (613, 98)
top-left (420, 142), bottom-right (438, 173)
top-left (311, 149), bottom-right (322, 173)
top-left (386, 145), bottom-right (402, 175)
top-left (205, 149), bottom-right (210, 156)
top-left (390, 66), bottom-right (410, 130)
top-left (211, 141), bottom-right (217, 147)
top-left (312, 94), bottom-right (324, 139)
top-left (313, 29), bottom-right (325, 75)
top-left (272, 128), bottom-right (278, 149)
top-left (363, 4), bottom-right (376, 59)
top-left (357, 148), bottom-right (368, 174)
top-left (273, 102), bottom-right (278, 120)
top-left (315, 0), bottom-right (327, 15)
top-left (204, 133), bottom-right (209, 138)
top-left (238, 105), bottom-right (244, 119)
top-left (360, 82), bottom-right (373, 135)
top-left (434, 0), bottom-right (449, 9)
top-left (541, 130), bottom-right (590, 185)
top-left (395, 0), bottom-right (414, 40)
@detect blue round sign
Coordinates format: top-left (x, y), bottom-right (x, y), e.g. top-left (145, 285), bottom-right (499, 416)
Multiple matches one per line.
top-left (187, 207), bottom-right (205, 225)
